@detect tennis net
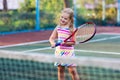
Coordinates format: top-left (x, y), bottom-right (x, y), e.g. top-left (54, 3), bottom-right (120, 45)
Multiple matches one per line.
top-left (0, 50), bottom-right (120, 80)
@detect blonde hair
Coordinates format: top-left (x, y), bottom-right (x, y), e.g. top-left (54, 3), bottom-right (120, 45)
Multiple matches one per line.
top-left (60, 8), bottom-right (74, 32)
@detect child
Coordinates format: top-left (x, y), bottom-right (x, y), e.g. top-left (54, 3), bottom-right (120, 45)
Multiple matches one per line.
top-left (49, 8), bottom-right (79, 80)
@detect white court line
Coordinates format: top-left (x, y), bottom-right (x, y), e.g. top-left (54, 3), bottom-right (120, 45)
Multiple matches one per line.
top-left (100, 33), bottom-right (120, 35)
top-left (0, 40), bottom-right (49, 48)
top-left (22, 47), bottom-right (51, 53)
top-left (75, 49), bottom-right (120, 55)
top-left (88, 36), bottom-right (120, 43)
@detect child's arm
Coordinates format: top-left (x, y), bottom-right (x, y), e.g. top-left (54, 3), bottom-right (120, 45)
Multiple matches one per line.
top-left (49, 28), bottom-right (58, 47)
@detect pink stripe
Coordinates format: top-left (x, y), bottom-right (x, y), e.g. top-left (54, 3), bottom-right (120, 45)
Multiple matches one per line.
top-left (58, 31), bottom-right (71, 35)
top-left (60, 46), bottom-right (74, 49)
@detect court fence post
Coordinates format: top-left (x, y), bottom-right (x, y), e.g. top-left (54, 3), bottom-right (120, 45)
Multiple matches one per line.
top-left (117, 0), bottom-right (120, 25)
top-left (73, 0), bottom-right (77, 27)
top-left (35, 0), bottom-right (40, 31)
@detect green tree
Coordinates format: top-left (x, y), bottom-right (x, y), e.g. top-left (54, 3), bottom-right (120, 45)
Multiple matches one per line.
top-left (19, 0), bottom-right (35, 12)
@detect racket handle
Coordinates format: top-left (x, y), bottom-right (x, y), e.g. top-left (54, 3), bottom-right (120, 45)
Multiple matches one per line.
top-left (55, 42), bottom-right (61, 46)
top-left (51, 42), bottom-right (61, 48)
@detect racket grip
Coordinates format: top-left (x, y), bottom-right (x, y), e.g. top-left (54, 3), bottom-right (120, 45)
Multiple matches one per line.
top-left (55, 43), bottom-right (61, 46)
top-left (51, 42), bottom-right (61, 48)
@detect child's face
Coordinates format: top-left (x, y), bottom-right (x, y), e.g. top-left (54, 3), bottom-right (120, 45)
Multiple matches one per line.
top-left (60, 12), bottom-right (70, 26)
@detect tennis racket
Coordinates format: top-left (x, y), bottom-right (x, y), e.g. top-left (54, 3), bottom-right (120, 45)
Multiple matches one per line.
top-left (53, 22), bottom-right (96, 47)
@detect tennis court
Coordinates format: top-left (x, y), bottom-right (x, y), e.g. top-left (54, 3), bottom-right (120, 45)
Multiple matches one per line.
top-left (0, 32), bottom-right (120, 58)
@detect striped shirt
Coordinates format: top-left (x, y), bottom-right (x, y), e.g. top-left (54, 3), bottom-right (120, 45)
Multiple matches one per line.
top-left (54, 26), bottom-right (76, 66)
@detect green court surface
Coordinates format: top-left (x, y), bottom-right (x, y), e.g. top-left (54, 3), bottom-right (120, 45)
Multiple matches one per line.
top-left (0, 33), bottom-right (120, 58)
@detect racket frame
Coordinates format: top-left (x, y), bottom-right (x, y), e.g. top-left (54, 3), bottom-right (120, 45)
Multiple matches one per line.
top-left (78, 22), bottom-right (96, 43)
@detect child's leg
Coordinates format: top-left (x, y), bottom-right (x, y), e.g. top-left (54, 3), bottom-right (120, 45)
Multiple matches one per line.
top-left (68, 66), bottom-right (80, 80)
top-left (58, 65), bottom-right (65, 80)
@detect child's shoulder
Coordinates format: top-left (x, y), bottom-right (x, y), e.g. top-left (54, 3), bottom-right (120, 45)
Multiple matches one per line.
top-left (53, 25), bottom-right (61, 31)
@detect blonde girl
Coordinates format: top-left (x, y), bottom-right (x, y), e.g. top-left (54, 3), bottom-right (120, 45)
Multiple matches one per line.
top-left (49, 8), bottom-right (79, 80)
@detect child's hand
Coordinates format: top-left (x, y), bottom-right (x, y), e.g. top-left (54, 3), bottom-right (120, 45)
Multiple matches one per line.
top-left (51, 42), bottom-right (56, 48)
top-left (52, 41), bottom-right (62, 48)
top-left (60, 41), bottom-right (65, 45)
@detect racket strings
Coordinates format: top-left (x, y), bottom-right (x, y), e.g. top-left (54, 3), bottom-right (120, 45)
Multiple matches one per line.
top-left (76, 24), bottom-right (95, 43)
